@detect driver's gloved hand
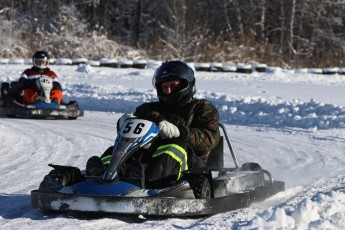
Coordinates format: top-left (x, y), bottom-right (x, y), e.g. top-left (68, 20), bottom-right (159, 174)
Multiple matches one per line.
top-left (158, 120), bottom-right (180, 139)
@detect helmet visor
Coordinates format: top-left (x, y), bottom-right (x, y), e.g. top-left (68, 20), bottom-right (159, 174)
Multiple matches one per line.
top-left (34, 58), bottom-right (49, 68)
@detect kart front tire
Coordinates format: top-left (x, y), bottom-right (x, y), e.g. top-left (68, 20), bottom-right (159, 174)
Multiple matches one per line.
top-left (190, 175), bottom-right (212, 199)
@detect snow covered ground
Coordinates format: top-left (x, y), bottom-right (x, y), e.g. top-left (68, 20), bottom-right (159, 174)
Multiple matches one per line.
top-left (1, 63), bottom-right (345, 229)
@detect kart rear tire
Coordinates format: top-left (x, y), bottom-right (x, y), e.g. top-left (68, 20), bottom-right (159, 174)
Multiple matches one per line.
top-left (1, 82), bottom-right (9, 98)
top-left (199, 177), bottom-right (211, 199)
top-left (241, 162), bottom-right (262, 171)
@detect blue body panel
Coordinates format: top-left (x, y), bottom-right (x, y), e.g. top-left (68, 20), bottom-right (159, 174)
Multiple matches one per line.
top-left (58, 179), bottom-right (188, 197)
top-left (31, 102), bottom-right (60, 109)
top-left (70, 180), bottom-right (143, 196)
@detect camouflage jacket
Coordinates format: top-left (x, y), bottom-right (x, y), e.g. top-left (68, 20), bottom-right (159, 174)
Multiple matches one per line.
top-left (134, 98), bottom-right (220, 158)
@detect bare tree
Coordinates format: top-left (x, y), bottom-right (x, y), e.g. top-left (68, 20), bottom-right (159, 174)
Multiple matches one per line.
top-left (1, 0), bottom-right (345, 67)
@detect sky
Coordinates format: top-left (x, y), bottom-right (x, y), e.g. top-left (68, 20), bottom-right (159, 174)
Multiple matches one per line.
top-left (1, 62), bottom-right (345, 229)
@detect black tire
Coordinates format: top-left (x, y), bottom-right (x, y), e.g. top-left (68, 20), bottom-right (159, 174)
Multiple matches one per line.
top-left (189, 175), bottom-right (212, 199)
top-left (199, 177), bottom-right (212, 199)
top-left (241, 162), bottom-right (262, 171)
top-left (68, 116), bottom-right (78, 120)
top-left (1, 82), bottom-right (9, 98)
top-left (42, 210), bottom-right (67, 215)
top-left (6, 114), bottom-right (16, 118)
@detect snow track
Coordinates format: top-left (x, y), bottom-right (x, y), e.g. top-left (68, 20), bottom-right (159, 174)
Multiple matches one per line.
top-left (1, 64), bottom-right (345, 229)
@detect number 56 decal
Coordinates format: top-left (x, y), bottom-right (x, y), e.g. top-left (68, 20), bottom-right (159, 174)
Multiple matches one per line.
top-left (119, 119), bottom-right (153, 138)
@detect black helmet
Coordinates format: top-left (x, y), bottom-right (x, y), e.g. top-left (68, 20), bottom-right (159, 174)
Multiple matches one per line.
top-left (153, 61), bottom-right (196, 106)
top-left (32, 51), bottom-right (50, 69)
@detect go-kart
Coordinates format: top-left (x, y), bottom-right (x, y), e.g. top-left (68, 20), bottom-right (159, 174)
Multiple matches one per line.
top-left (0, 77), bottom-right (83, 119)
top-left (31, 118), bottom-right (284, 216)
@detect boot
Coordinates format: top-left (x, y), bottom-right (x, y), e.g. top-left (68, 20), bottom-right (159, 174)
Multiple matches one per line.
top-left (86, 156), bottom-right (105, 176)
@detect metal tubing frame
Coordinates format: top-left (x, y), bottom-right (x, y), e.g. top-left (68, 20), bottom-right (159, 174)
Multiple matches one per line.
top-left (218, 123), bottom-right (240, 168)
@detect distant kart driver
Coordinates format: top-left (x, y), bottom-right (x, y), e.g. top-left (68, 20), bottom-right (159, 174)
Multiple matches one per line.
top-left (12, 51), bottom-right (63, 104)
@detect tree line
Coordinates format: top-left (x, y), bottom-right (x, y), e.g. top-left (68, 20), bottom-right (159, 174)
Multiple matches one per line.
top-left (0, 0), bottom-right (344, 68)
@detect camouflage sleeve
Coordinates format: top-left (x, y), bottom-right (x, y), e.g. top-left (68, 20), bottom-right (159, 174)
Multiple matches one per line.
top-left (179, 99), bottom-right (220, 157)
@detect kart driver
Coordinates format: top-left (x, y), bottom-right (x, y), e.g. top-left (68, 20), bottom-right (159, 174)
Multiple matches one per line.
top-left (87, 60), bottom-right (220, 188)
top-left (12, 51), bottom-right (63, 104)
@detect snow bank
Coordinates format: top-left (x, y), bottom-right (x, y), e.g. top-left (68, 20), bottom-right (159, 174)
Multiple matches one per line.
top-left (63, 81), bottom-right (345, 130)
top-left (211, 96), bottom-right (345, 130)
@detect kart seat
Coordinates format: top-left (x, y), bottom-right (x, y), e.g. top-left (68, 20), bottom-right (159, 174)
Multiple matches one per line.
top-left (206, 136), bottom-right (224, 168)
